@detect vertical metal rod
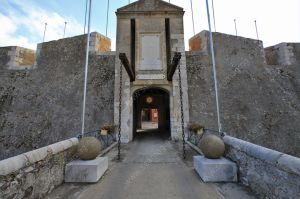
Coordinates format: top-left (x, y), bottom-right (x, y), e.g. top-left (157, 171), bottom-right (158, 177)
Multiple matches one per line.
top-left (234, 19), bottom-right (237, 36)
top-left (178, 60), bottom-right (186, 159)
top-left (63, 22), bottom-right (67, 38)
top-left (84, 0), bottom-right (88, 34)
top-left (81, 0), bottom-right (92, 137)
top-left (129, 0), bottom-right (130, 4)
top-left (43, 23), bottom-right (47, 42)
top-left (211, 0), bottom-right (217, 32)
top-left (118, 64), bottom-right (123, 160)
top-left (254, 20), bottom-right (259, 40)
top-left (190, 0), bottom-right (195, 35)
top-left (205, 0), bottom-right (222, 132)
top-left (106, 0), bottom-right (110, 37)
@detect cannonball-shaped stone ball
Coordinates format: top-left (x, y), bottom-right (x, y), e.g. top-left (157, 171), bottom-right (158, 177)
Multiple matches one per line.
top-left (77, 137), bottom-right (101, 160)
top-left (199, 134), bottom-right (225, 159)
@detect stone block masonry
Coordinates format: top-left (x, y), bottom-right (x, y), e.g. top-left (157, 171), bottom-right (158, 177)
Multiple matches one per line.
top-left (1, 29), bottom-right (299, 160)
top-left (186, 31), bottom-right (300, 157)
top-left (0, 47), bottom-right (12, 70)
top-left (194, 156), bottom-right (237, 182)
top-left (65, 157), bottom-right (108, 183)
top-left (0, 138), bottom-right (78, 199)
top-left (188, 31), bottom-right (209, 53)
top-left (89, 32), bottom-right (111, 53)
top-left (223, 135), bottom-right (300, 199)
top-left (0, 46), bottom-right (35, 70)
top-left (265, 43), bottom-right (300, 65)
top-left (0, 33), bottom-right (115, 160)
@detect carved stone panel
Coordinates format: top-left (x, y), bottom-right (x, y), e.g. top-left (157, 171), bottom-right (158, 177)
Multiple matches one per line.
top-left (136, 74), bottom-right (165, 80)
top-left (140, 34), bottom-right (161, 70)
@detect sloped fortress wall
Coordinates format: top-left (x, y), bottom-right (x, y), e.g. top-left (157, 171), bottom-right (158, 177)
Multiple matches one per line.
top-left (224, 135), bottom-right (300, 199)
top-left (187, 31), bottom-right (300, 157)
top-left (0, 138), bottom-right (78, 198)
top-left (0, 33), bottom-right (115, 160)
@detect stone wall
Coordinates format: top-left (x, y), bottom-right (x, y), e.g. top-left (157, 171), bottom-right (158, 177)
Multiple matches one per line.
top-left (223, 135), bottom-right (300, 199)
top-left (265, 43), bottom-right (300, 66)
top-left (0, 47), bottom-right (11, 70)
top-left (0, 33), bottom-right (115, 160)
top-left (186, 31), bottom-right (300, 157)
top-left (0, 138), bottom-right (78, 199)
top-left (0, 46), bottom-right (35, 70)
top-left (90, 32), bottom-right (111, 53)
top-left (188, 31), bottom-right (209, 52)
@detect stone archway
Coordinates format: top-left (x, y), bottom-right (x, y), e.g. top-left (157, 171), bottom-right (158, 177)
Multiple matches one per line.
top-left (132, 87), bottom-right (171, 139)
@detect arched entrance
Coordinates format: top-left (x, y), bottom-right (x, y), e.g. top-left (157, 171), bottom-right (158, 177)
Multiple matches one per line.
top-left (133, 87), bottom-right (171, 139)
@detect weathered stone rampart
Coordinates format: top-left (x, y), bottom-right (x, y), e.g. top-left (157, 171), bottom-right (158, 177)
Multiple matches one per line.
top-left (0, 33), bottom-right (115, 160)
top-left (187, 31), bottom-right (300, 157)
top-left (0, 46), bottom-right (35, 70)
top-left (0, 138), bottom-right (78, 198)
top-left (223, 135), bottom-right (300, 199)
top-left (265, 43), bottom-right (300, 66)
top-left (1, 30), bottom-right (299, 160)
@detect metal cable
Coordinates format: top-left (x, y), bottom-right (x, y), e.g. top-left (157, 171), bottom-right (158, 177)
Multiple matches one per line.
top-left (84, 0), bottom-right (88, 34)
top-left (234, 19), bottom-right (237, 36)
top-left (178, 61), bottom-right (186, 159)
top-left (190, 0), bottom-right (195, 35)
top-left (63, 22), bottom-right (67, 38)
top-left (211, 0), bottom-right (217, 32)
top-left (118, 63), bottom-right (123, 160)
top-left (105, 0), bottom-right (110, 37)
top-left (205, 0), bottom-right (222, 132)
top-left (43, 23), bottom-right (47, 42)
top-left (81, 0), bottom-right (92, 137)
top-left (254, 20), bottom-right (259, 40)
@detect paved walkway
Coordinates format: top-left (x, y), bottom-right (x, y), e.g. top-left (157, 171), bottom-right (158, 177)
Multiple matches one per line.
top-left (47, 132), bottom-right (257, 199)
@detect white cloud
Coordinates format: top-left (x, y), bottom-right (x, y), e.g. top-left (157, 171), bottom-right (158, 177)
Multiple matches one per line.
top-left (0, 1), bottom-right (83, 50)
top-left (167, 0), bottom-right (300, 49)
top-left (1, 0), bottom-right (299, 51)
top-left (0, 13), bottom-right (35, 49)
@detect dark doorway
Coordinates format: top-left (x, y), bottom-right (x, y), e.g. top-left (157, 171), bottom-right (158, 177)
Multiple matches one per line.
top-left (133, 88), bottom-right (170, 139)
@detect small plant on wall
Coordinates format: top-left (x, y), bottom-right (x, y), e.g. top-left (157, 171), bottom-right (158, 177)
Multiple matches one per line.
top-left (100, 124), bottom-right (115, 136)
top-left (188, 123), bottom-right (204, 137)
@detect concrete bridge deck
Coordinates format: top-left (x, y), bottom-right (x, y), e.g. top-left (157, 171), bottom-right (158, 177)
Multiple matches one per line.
top-left (47, 132), bottom-right (257, 199)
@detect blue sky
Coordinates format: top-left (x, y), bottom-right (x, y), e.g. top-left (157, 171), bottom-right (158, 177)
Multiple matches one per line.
top-left (0, 0), bottom-right (299, 50)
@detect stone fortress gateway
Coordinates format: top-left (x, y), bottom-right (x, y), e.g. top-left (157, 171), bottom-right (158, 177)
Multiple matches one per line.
top-left (0, 0), bottom-right (299, 160)
top-left (114, 0), bottom-right (189, 142)
top-left (0, 0), bottom-right (300, 198)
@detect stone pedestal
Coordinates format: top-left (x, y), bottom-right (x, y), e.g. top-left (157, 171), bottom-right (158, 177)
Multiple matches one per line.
top-left (65, 157), bottom-right (108, 183)
top-left (194, 156), bottom-right (237, 182)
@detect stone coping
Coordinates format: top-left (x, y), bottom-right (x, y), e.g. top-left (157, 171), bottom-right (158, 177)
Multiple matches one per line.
top-left (0, 138), bottom-right (78, 176)
top-left (0, 46), bottom-right (35, 53)
top-left (223, 135), bottom-right (300, 176)
top-left (95, 51), bottom-right (116, 56)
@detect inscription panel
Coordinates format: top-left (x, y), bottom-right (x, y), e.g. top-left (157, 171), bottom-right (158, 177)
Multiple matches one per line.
top-left (136, 74), bottom-right (165, 80)
top-left (140, 34), bottom-right (161, 70)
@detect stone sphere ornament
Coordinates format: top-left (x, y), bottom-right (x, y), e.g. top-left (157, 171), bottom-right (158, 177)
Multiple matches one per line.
top-left (199, 134), bottom-right (225, 159)
top-left (77, 137), bottom-right (101, 160)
